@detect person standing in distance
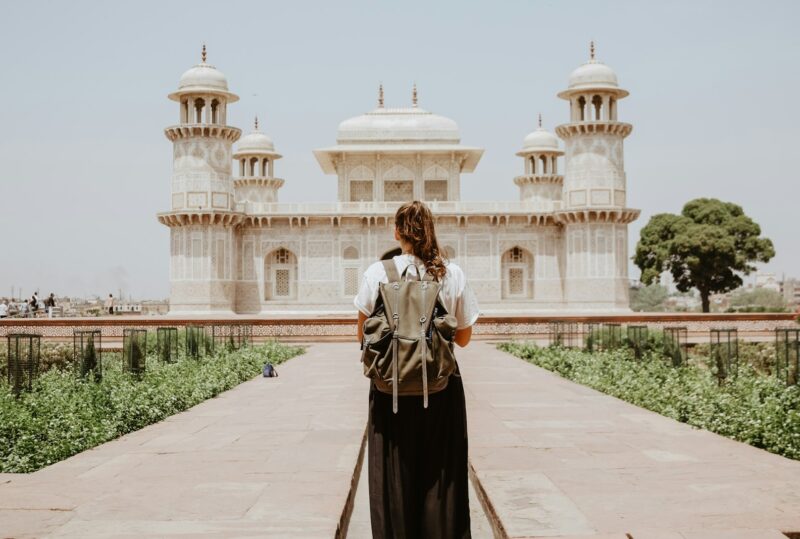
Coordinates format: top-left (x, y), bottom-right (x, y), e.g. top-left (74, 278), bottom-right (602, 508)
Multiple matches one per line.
top-left (354, 200), bottom-right (480, 538)
top-left (105, 293), bottom-right (114, 315)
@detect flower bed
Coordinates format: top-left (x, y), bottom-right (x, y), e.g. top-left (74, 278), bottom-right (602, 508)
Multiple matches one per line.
top-left (499, 341), bottom-right (800, 460)
top-left (0, 341), bottom-right (303, 473)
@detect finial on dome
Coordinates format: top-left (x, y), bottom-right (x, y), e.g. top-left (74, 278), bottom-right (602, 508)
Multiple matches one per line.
top-left (589, 40), bottom-right (595, 61)
top-left (201, 43), bottom-right (207, 63)
top-left (538, 113), bottom-right (542, 128)
top-left (254, 115), bottom-right (259, 131)
top-left (378, 84), bottom-right (384, 108)
top-left (412, 83), bottom-right (418, 107)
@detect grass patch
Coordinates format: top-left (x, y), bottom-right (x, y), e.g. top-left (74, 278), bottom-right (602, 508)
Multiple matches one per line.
top-left (0, 341), bottom-right (304, 473)
top-left (498, 341), bottom-right (800, 460)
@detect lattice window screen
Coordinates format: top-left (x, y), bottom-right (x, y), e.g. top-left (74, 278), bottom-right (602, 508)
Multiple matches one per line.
top-left (509, 268), bottom-right (524, 295)
top-left (350, 181), bottom-right (373, 202)
top-left (424, 180), bottom-right (448, 201)
top-left (344, 267), bottom-right (359, 296)
top-left (275, 269), bottom-right (290, 297)
top-left (384, 181), bottom-right (413, 201)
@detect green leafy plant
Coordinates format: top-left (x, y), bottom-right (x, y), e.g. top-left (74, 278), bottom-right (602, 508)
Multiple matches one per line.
top-left (0, 341), bottom-right (304, 473)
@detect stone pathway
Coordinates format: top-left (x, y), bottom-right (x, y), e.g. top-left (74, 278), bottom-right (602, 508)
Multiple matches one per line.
top-left (3, 341), bottom-right (800, 538)
top-left (458, 341), bottom-right (800, 539)
top-left (346, 445), bottom-right (494, 538)
top-left (0, 343), bottom-right (369, 538)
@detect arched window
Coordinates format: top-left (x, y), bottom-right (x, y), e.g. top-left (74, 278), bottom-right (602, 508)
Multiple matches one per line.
top-left (264, 248), bottom-right (297, 300)
top-left (501, 246), bottom-right (534, 299)
top-left (540, 155), bottom-right (548, 175)
top-left (592, 95), bottom-right (603, 121)
top-left (577, 96), bottom-right (586, 121)
top-left (210, 99), bottom-right (220, 124)
top-left (249, 157), bottom-right (258, 177)
top-left (343, 246), bottom-right (359, 260)
top-left (194, 98), bottom-right (205, 123)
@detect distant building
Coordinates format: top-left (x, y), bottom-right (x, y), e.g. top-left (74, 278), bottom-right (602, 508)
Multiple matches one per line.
top-left (158, 44), bottom-right (639, 314)
top-left (753, 272), bottom-right (781, 292)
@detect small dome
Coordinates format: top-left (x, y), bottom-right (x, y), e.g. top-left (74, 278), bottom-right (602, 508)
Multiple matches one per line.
top-left (237, 130), bottom-right (275, 153)
top-left (178, 63), bottom-right (229, 93)
top-left (168, 47), bottom-right (238, 102)
top-left (523, 127), bottom-right (560, 151)
top-left (568, 60), bottom-right (619, 91)
top-left (337, 107), bottom-right (460, 144)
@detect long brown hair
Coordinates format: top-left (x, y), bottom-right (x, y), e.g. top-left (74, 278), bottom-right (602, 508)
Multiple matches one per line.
top-left (394, 200), bottom-right (448, 281)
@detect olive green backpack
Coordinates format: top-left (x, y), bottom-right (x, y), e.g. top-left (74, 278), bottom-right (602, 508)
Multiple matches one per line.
top-left (360, 259), bottom-right (459, 413)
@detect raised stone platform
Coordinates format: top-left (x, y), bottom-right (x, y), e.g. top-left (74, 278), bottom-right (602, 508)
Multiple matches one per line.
top-left (459, 342), bottom-right (800, 538)
top-left (0, 343), bottom-right (369, 538)
top-left (2, 341), bottom-right (800, 538)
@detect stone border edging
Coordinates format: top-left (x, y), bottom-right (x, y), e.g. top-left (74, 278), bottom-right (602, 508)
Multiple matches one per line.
top-left (337, 424), bottom-right (368, 539)
top-left (469, 460), bottom-right (508, 539)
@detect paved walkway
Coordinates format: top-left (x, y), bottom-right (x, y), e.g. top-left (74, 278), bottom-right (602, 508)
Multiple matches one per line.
top-left (458, 341), bottom-right (800, 539)
top-left (0, 343), bottom-right (369, 538)
top-left (3, 341), bottom-right (800, 538)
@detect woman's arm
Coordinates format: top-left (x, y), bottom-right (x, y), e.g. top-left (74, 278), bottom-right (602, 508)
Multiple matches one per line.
top-left (454, 326), bottom-right (472, 347)
top-left (356, 311), bottom-right (367, 343)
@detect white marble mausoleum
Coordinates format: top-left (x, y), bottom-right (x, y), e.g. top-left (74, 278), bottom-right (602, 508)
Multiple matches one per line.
top-left (157, 44), bottom-right (639, 315)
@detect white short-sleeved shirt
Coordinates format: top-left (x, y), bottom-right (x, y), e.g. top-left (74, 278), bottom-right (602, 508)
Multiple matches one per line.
top-left (353, 253), bottom-right (480, 330)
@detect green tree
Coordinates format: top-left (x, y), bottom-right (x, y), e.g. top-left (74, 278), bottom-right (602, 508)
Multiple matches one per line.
top-left (629, 283), bottom-right (669, 312)
top-left (634, 198), bottom-right (774, 312)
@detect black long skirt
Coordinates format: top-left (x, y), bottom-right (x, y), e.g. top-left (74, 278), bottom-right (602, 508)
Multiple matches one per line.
top-left (367, 369), bottom-right (471, 539)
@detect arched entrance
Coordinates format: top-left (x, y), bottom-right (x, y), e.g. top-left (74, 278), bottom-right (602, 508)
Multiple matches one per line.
top-left (264, 247), bottom-right (297, 300)
top-left (501, 246), bottom-right (534, 299)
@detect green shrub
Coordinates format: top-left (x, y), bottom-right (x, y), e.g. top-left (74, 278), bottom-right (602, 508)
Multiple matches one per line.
top-left (0, 341), bottom-right (304, 473)
top-left (498, 341), bottom-right (800, 461)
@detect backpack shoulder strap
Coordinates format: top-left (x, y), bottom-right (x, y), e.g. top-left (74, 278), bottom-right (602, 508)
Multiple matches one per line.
top-left (382, 259), bottom-right (401, 283)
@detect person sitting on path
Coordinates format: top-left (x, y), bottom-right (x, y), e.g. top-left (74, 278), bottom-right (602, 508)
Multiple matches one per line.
top-left (354, 200), bottom-right (480, 539)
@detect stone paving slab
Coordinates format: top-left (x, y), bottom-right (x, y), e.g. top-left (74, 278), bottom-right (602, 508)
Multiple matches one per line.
top-left (0, 343), bottom-right (370, 538)
top-left (458, 341), bottom-right (800, 539)
top-left (346, 444), bottom-right (493, 538)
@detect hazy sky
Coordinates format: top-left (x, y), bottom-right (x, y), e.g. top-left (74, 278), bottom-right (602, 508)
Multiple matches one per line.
top-left (1, 0), bottom-right (798, 300)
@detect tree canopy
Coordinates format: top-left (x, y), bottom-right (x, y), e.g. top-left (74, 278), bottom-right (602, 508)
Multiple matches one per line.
top-left (634, 198), bottom-right (774, 312)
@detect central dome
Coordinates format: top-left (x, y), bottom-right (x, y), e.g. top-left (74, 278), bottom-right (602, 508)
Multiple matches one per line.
top-left (337, 107), bottom-right (460, 144)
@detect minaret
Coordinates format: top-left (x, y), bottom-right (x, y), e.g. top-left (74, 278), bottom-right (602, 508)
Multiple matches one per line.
top-left (555, 42), bottom-right (639, 310)
top-left (514, 114), bottom-right (564, 211)
top-left (233, 116), bottom-right (284, 209)
top-left (157, 45), bottom-right (242, 314)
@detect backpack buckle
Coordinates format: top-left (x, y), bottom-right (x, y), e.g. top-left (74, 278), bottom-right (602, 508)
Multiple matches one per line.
top-left (392, 283), bottom-right (400, 290)
top-left (419, 315), bottom-right (427, 323)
